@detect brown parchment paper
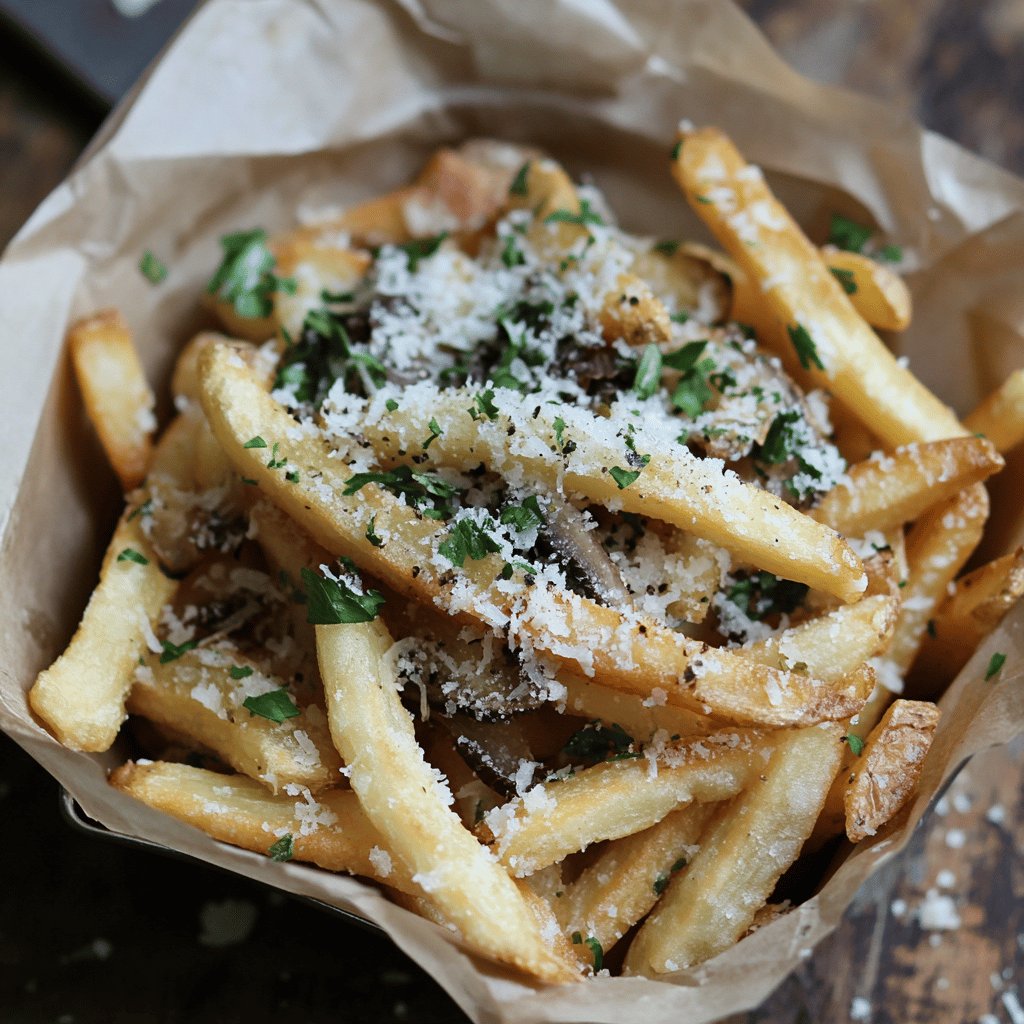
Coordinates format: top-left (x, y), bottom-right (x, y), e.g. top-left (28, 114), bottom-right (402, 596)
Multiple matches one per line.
top-left (2, 1), bottom-right (1024, 1020)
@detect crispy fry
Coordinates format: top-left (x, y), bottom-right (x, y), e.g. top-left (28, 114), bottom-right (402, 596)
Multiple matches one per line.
top-left (199, 345), bottom-right (865, 728)
top-left (913, 548), bottom-right (1024, 684)
top-left (673, 127), bottom-right (965, 446)
top-left (624, 723), bottom-right (844, 974)
top-left (109, 760), bottom-right (417, 892)
top-left (964, 368), bottom-right (1024, 453)
top-left (68, 309), bottom-right (156, 491)
top-left (29, 507), bottom-right (176, 751)
top-left (560, 802), bottom-right (716, 953)
top-left (354, 382), bottom-right (867, 603)
top-left (844, 699), bottom-right (940, 841)
top-left (813, 437), bottom-right (1002, 537)
top-left (631, 243), bottom-right (731, 323)
top-left (127, 647), bottom-right (342, 793)
top-left (820, 248), bottom-right (912, 331)
top-left (316, 619), bottom-right (578, 983)
top-left (477, 729), bottom-right (770, 876)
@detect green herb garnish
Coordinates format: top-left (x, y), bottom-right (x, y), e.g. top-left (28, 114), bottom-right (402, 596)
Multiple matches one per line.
top-left (243, 436), bottom-right (268, 449)
top-left (300, 567), bottom-right (385, 624)
top-left (438, 518), bottom-right (501, 568)
top-left (499, 495), bottom-right (544, 533)
top-left (846, 733), bottom-right (865, 756)
top-left (268, 834), bottom-right (294, 862)
top-left (787, 322), bottom-right (824, 371)
top-left (159, 639), bottom-right (198, 664)
top-left (243, 688), bottom-right (300, 724)
top-left (544, 199), bottom-right (604, 229)
top-left (139, 251), bottom-right (167, 285)
top-left (366, 516), bottom-right (384, 548)
top-left (344, 465), bottom-right (459, 519)
top-left (116, 548), bottom-right (149, 565)
top-left (632, 344), bottom-right (663, 401)
top-left (986, 652), bottom-right (1007, 681)
top-left (230, 665), bottom-right (254, 680)
top-left (827, 213), bottom-right (873, 254)
top-left (206, 228), bottom-right (296, 319)
top-left (509, 162), bottom-right (531, 197)
top-left (423, 417), bottom-right (444, 450)
top-left (830, 266), bottom-right (858, 294)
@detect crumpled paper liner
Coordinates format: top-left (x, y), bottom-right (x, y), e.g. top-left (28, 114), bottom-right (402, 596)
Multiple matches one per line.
top-left (1, 1), bottom-right (1023, 1021)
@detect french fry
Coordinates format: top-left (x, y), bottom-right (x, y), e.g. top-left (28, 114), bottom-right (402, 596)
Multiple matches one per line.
top-left (843, 699), bottom-right (940, 842)
top-left (68, 309), bottom-right (156, 491)
top-left (476, 729), bottom-right (770, 876)
top-left (29, 508), bottom-right (176, 751)
top-left (598, 273), bottom-right (673, 347)
top-left (673, 127), bottom-right (965, 446)
top-left (199, 345), bottom-right (867, 728)
top-left (630, 243), bottom-right (731, 323)
top-left (820, 248), bottom-right (912, 331)
top-left (560, 802), bottom-right (716, 953)
top-left (623, 723), bottom-right (844, 974)
top-left (964, 368), bottom-right (1024, 453)
top-left (912, 548), bottom-right (1024, 684)
top-left (315, 619), bottom-right (579, 984)
top-left (109, 760), bottom-right (418, 893)
top-left (127, 647), bottom-right (342, 793)
top-left (813, 437), bottom-right (1002, 537)
top-left (352, 382), bottom-right (867, 603)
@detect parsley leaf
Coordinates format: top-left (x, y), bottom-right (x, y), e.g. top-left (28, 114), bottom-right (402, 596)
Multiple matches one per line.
top-left (827, 213), bottom-right (873, 254)
top-left (139, 251), bottom-right (167, 284)
top-left (344, 465), bottom-right (459, 519)
top-left (724, 571), bottom-right (809, 622)
top-left (830, 266), bottom-right (858, 294)
top-left (206, 229), bottom-right (296, 319)
top-left (663, 340), bottom-right (708, 372)
top-left (116, 548), bottom-right (149, 565)
top-left (243, 436), bottom-right (268, 449)
top-left (159, 639), bottom-right (198, 664)
top-left (230, 665), bottom-right (254, 680)
top-left (385, 398), bottom-right (399, 412)
top-left (266, 442), bottom-right (287, 470)
top-left (553, 416), bottom-right (566, 448)
top-left (423, 417), bottom-right (444, 450)
top-left (509, 162), bottom-right (531, 197)
top-left (499, 495), bottom-right (544, 533)
top-left (544, 199), bottom-right (604, 229)
top-left (472, 389), bottom-right (499, 421)
top-left (669, 310), bottom-right (690, 324)
top-left (564, 721), bottom-right (635, 762)
top-left (787, 322), bottom-right (824, 371)
top-left (391, 232), bottom-right (448, 272)
top-left (653, 856), bottom-right (688, 895)
top-left (268, 834), bottom-right (294, 862)
top-left (438, 518), bottom-right (501, 567)
top-left (610, 463), bottom-right (647, 489)
top-left (653, 239), bottom-right (680, 256)
top-left (845, 733), bottom-right (865, 756)
top-left (584, 936), bottom-right (604, 972)
top-left (366, 515), bottom-right (384, 548)
top-left (670, 358), bottom-right (715, 418)
top-left (632, 344), bottom-right (663, 401)
top-left (501, 234), bottom-right (525, 268)
top-left (986, 652), bottom-right (1007, 681)
top-left (877, 243), bottom-right (903, 263)
top-left (300, 567), bottom-right (385, 624)
top-left (243, 688), bottom-right (300, 724)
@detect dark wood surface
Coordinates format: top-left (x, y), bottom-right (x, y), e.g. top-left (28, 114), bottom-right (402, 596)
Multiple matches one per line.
top-left (1, 3), bottom-right (1022, 1022)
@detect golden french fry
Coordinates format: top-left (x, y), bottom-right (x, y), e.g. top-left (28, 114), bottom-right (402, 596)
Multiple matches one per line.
top-left (316, 619), bottom-right (578, 984)
top-left (631, 242), bottom-right (732, 323)
top-left (29, 508), bottom-right (176, 752)
top-left (109, 760), bottom-right (417, 892)
top-left (844, 699), bottom-right (941, 841)
top-left (199, 345), bottom-right (864, 728)
top-left (598, 273), bottom-right (673, 347)
top-left (813, 437), bottom-right (1003, 537)
top-left (821, 248), bottom-right (912, 331)
top-left (964, 368), bottom-right (1024, 453)
top-left (127, 647), bottom-right (342, 793)
top-left (560, 802), bottom-right (716, 953)
top-left (68, 309), bottom-right (156, 491)
top-left (624, 723), bottom-right (844, 974)
top-left (477, 729), bottom-right (770, 876)
top-left (673, 127), bottom-right (965, 446)
top-left (912, 548), bottom-right (1024, 684)
top-left (354, 383), bottom-right (867, 603)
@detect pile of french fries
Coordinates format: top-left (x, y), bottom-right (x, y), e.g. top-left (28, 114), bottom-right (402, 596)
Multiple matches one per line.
top-left (31, 126), bottom-right (1023, 982)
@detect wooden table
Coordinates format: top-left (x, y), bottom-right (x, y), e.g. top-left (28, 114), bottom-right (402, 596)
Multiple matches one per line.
top-left (1, 3), bottom-right (1021, 1021)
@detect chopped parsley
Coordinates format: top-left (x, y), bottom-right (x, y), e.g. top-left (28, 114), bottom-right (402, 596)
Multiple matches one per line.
top-left (423, 417), bottom-right (444, 450)
top-left (438, 518), bottom-right (501, 567)
top-left (877, 243), bottom-right (903, 263)
top-left (985, 652), bottom-right (1007, 681)
top-left (127, 498), bottom-right (153, 522)
top-left (230, 665), bottom-right (254, 680)
top-left (206, 228), bottom-right (296, 319)
top-left (265, 442), bottom-right (287, 470)
top-left (285, 470), bottom-right (300, 483)
top-left (827, 213), bottom-right (873, 254)
top-left (664, 341), bottom-right (716, 419)
top-left (139, 250), bottom-right (167, 284)
top-left (610, 463), bottom-right (647, 489)
top-left (300, 567), bottom-right (385, 624)
top-left (499, 560), bottom-right (537, 580)
top-left (653, 856), bottom-right (688, 895)
top-left (845, 733), bottom-right (865, 756)
top-left (830, 266), bottom-right (858, 294)
top-left (501, 234), bottom-right (525, 269)
top-left (385, 398), bottom-right (400, 412)
top-left (243, 688), bottom-right (300, 724)
top-left (471, 389), bottom-right (499, 421)
top-left (584, 936), bottom-right (604, 972)
top-left (243, 436), bottom-right (268, 449)
top-left (390, 232), bottom-right (449, 272)
top-left (671, 139), bottom-right (682, 161)
top-left (499, 495), bottom-right (544, 533)
top-left (654, 239), bottom-right (680, 256)
top-left (553, 416), bottom-right (566, 447)
top-left (509, 162), bottom-right (531, 197)
top-left (268, 834), bottom-right (294, 862)
top-left (365, 515), bottom-right (384, 548)
top-left (544, 199), bottom-right (604, 229)
top-left (724, 571), bottom-right (809, 622)
top-left (343, 465), bottom-right (459, 520)
top-left (632, 344), bottom-right (663, 401)
top-left (159, 639), bottom-right (198, 664)
top-left (563, 721), bottom-right (635, 762)
top-left (787, 322), bottom-right (824, 371)
top-left (669, 310), bottom-right (690, 324)
top-left (116, 548), bottom-right (149, 565)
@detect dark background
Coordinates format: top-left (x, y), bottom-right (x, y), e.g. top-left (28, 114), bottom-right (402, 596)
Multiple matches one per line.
top-left (1, 2), bottom-right (1022, 1022)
